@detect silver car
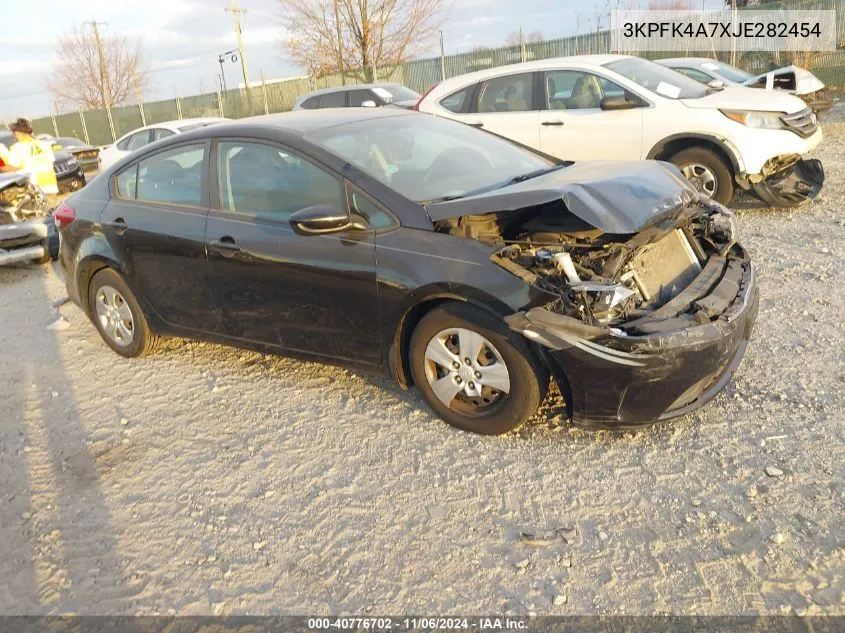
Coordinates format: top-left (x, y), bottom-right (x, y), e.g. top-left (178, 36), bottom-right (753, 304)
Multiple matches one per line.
top-left (293, 84), bottom-right (421, 110)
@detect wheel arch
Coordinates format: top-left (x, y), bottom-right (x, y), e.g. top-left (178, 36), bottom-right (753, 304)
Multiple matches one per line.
top-left (647, 134), bottom-right (742, 181)
top-left (389, 292), bottom-right (518, 391)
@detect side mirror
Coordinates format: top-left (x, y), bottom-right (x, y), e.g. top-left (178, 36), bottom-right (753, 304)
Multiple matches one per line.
top-left (289, 205), bottom-right (352, 234)
top-left (707, 79), bottom-right (726, 90)
top-left (361, 100), bottom-right (377, 108)
top-left (600, 94), bottom-right (643, 110)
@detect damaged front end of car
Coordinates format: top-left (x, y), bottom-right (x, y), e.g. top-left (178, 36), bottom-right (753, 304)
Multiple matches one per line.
top-left (428, 161), bottom-right (759, 427)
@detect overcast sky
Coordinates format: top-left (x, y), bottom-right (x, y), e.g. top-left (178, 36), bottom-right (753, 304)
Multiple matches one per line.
top-left (0, 0), bottom-right (724, 119)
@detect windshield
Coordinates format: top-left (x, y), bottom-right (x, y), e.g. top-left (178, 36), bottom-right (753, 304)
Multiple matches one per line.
top-left (707, 61), bottom-right (753, 83)
top-left (377, 85), bottom-right (421, 102)
top-left (308, 114), bottom-right (554, 203)
top-left (604, 58), bottom-right (709, 100)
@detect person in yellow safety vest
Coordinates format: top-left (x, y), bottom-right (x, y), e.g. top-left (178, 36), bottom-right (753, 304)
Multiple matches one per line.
top-left (0, 118), bottom-right (59, 196)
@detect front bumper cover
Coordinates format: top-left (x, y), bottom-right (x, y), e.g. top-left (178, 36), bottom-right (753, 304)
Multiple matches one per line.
top-left (753, 158), bottom-right (824, 207)
top-left (506, 255), bottom-right (759, 427)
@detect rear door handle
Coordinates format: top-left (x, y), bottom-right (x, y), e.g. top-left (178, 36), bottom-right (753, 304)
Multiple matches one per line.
top-left (467, 121), bottom-right (484, 128)
top-left (106, 217), bottom-right (128, 234)
top-left (541, 120), bottom-right (564, 126)
top-left (209, 237), bottom-right (241, 257)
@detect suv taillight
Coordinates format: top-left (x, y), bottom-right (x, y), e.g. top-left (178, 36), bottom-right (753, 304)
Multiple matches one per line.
top-left (411, 82), bottom-right (439, 111)
top-left (54, 202), bottom-right (76, 230)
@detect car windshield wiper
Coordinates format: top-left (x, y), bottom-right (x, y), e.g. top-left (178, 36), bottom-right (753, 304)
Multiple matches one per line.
top-left (420, 193), bottom-right (465, 204)
top-left (501, 164), bottom-right (568, 187)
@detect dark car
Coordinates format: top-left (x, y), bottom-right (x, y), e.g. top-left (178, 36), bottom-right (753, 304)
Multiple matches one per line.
top-left (56, 109), bottom-right (758, 435)
top-left (294, 83), bottom-right (422, 110)
top-left (0, 132), bottom-right (86, 194)
top-left (42, 136), bottom-right (101, 172)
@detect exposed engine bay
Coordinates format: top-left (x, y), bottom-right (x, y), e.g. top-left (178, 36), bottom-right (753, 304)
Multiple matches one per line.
top-left (435, 196), bottom-right (741, 333)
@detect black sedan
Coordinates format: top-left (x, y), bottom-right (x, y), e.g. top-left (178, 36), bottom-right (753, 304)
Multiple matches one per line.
top-left (55, 109), bottom-right (758, 434)
top-left (43, 136), bottom-right (101, 172)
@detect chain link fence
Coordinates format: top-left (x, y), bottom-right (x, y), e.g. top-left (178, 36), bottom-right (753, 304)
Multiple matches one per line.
top-left (22, 0), bottom-right (845, 146)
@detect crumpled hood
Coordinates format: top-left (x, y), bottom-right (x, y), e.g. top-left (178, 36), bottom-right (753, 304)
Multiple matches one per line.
top-left (0, 172), bottom-right (30, 190)
top-left (425, 160), bottom-right (700, 234)
top-left (743, 65), bottom-right (826, 96)
top-left (681, 85), bottom-right (808, 114)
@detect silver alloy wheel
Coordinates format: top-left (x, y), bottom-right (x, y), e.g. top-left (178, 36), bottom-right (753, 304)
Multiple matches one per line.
top-left (680, 162), bottom-right (718, 198)
top-left (95, 285), bottom-right (134, 347)
top-left (423, 327), bottom-right (511, 410)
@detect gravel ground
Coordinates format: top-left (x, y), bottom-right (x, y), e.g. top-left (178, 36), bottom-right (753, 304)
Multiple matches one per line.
top-left (0, 125), bottom-right (843, 617)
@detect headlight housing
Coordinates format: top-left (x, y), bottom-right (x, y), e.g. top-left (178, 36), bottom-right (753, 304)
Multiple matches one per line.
top-left (721, 110), bottom-right (785, 130)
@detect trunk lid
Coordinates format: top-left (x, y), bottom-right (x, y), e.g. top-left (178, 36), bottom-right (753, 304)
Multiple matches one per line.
top-left (425, 160), bottom-right (699, 235)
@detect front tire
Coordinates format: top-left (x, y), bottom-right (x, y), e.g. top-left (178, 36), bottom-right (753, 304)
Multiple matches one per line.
top-left (87, 268), bottom-right (161, 358)
top-left (669, 147), bottom-right (734, 206)
top-left (409, 302), bottom-right (549, 435)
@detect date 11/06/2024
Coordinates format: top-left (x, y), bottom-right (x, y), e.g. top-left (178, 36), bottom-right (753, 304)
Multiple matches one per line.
top-left (307, 617), bottom-right (528, 630)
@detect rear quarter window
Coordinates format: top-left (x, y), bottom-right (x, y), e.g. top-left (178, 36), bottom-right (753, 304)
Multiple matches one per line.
top-left (440, 87), bottom-right (473, 113)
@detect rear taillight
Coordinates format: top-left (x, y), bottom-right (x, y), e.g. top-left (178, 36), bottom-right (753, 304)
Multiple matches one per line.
top-left (411, 82), bottom-right (439, 111)
top-left (54, 202), bottom-right (76, 230)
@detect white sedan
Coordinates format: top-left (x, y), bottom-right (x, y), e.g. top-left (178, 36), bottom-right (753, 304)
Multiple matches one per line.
top-left (99, 118), bottom-right (228, 170)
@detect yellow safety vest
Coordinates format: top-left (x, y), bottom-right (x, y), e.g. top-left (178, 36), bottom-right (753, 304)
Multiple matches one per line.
top-left (8, 139), bottom-right (59, 194)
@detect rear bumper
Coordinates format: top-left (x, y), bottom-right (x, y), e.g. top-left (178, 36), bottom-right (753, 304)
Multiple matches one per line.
top-left (507, 255), bottom-right (758, 427)
top-left (0, 217), bottom-right (56, 265)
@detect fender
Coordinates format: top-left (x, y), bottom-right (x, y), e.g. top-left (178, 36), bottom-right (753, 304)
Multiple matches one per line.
top-left (71, 235), bottom-right (125, 315)
top-left (646, 133), bottom-right (746, 181)
top-left (387, 284), bottom-right (523, 390)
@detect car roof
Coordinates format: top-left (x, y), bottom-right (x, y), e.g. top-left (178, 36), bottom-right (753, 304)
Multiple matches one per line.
top-left (116, 117), bottom-right (227, 141)
top-left (428, 54), bottom-right (631, 90)
top-left (296, 83), bottom-right (407, 101)
top-left (209, 108), bottom-right (416, 135)
top-left (658, 57), bottom-right (718, 66)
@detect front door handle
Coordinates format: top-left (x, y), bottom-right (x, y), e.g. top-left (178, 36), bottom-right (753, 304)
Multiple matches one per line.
top-left (541, 120), bottom-right (565, 126)
top-left (467, 121), bottom-right (484, 128)
top-left (106, 217), bottom-right (128, 234)
top-left (209, 237), bottom-right (241, 257)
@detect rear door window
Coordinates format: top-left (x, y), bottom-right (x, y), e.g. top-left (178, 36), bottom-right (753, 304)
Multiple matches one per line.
top-left (300, 96), bottom-right (320, 109)
top-left (349, 90), bottom-right (376, 107)
top-left (475, 73), bottom-right (534, 113)
top-left (320, 91), bottom-right (347, 108)
top-left (136, 143), bottom-right (206, 206)
top-left (126, 131), bottom-right (153, 151)
top-left (153, 128), bottom-right (176, 141)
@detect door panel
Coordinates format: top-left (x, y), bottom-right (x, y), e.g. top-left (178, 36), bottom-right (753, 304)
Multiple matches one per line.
top-left (539, 70), bottom-right (644, 161)
top-left (206, 140), bottom-right (381, 364)
top-left (102, 142), bottom-right (216, 331)
top-left (467, 72), bottom-right (541, 150)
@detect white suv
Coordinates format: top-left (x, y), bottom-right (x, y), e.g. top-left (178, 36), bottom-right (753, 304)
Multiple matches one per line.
top-left (416, 54), bottom-right (824, 207)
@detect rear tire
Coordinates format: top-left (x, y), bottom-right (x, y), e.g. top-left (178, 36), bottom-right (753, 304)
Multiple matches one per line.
top-left (87, 268), bottom-right (161, 358)
top-left (409, 302), bottom-right (549, 435)
top-left (669, 147), bottom-right (734, 206)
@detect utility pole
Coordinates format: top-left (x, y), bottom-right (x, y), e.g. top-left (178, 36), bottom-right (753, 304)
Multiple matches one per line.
top-left (85, 20), bottom-right (116, 141)
top-left (333, 0), bottom-right (346, 85)
top-left (225, 0), bottom-right (251, 91)
top-left (439, 31), bottom-right (446, 82)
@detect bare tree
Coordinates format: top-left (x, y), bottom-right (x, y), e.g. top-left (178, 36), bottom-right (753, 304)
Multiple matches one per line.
top-left (47, 25), bottom-right (148, 110)
top-left (279, 0), bottom-right (450, 81)
top-left (504, 30), bottom-right (544, 47)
